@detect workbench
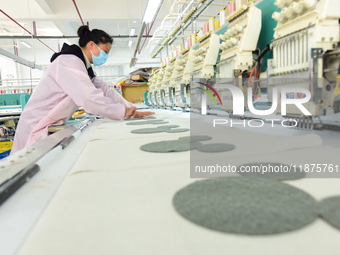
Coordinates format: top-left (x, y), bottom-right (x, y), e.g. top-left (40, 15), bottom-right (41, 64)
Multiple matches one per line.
top-left (1, 109), bottom-right (340, 255)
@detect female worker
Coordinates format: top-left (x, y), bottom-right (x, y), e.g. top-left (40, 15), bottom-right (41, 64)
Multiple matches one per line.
top-left (11, 25), bottom-right (154, 154)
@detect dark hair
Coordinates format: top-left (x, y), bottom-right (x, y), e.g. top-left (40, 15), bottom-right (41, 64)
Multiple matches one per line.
top-left (77, 25), bottom-right (113, 47)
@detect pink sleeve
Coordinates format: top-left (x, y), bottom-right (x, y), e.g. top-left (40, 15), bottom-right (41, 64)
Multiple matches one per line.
top-left (92, 77), bottom-right (134, 108)
top-left (53, 55), bottom-right (126, 120)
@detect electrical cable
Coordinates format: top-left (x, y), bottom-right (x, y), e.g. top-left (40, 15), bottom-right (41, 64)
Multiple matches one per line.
top-left (248, 45), bottom-right (272, 98)
top-left (332, 61), bottom-right (340, 113)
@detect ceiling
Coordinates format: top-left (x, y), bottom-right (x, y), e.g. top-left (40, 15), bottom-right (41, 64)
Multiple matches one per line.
top-left (0, 0), bottom-right (174, 60)
top-left (0, 0), bottom-right (228, 66)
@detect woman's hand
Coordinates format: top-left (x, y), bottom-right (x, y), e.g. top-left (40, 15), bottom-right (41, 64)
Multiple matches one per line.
top-left (124, 107), bottom-right (137, 118)
top-left (132, 111), bottom-right (155, 118)
top-left (124, 107), bottom-right (155, 119)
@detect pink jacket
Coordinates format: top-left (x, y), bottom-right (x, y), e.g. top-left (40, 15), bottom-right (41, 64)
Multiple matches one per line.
top-left (11, 54), bottom-right (133, 154)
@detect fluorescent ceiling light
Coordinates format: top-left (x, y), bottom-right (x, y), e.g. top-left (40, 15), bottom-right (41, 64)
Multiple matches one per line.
top-left (20, 41), bottom-right (32, 48)
top-left (130, 28), bottom-right (136, 36)
top-left (128, 40), bottom-right (133, 47)
top-left (142, 0), bottom-right (162, 24)
top-left (3, 28), bottom-right (10, 33)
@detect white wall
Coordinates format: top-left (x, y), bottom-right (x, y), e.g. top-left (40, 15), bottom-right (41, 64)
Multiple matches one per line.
top-left (0, 42), bottom-right (161, 89)
top-left (0, 56), bottom-right (17, 80)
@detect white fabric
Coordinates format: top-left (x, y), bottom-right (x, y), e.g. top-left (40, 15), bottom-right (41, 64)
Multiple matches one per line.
top-left (17, 109), bottom-right (340, 255)
top-left (18, 171), bottom-right (340, 255)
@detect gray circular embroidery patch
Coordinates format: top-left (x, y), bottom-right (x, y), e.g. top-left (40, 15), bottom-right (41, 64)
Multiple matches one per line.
top-left (156, 125), bottom-right (180, 130)
top-left (318, 196), bottom-right (340, 230)
top-left (131, 128), bottom-right (165, 134)
top-left (178, 136), bottom-right (212, 142)
top-left (165, 128), bottom-right (190, 133)
top-left (196, 143), bottom-right (235, 153)
top-left (140, 140), bottom-right (191, 153)
top-left (173, 178), bottom-right (318, 235)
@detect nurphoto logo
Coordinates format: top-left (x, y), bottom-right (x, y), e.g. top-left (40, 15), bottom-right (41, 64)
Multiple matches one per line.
top-left (202, 85), bottom-right (311, 116)
top-left (194, 81), bottom-right (312, 129)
